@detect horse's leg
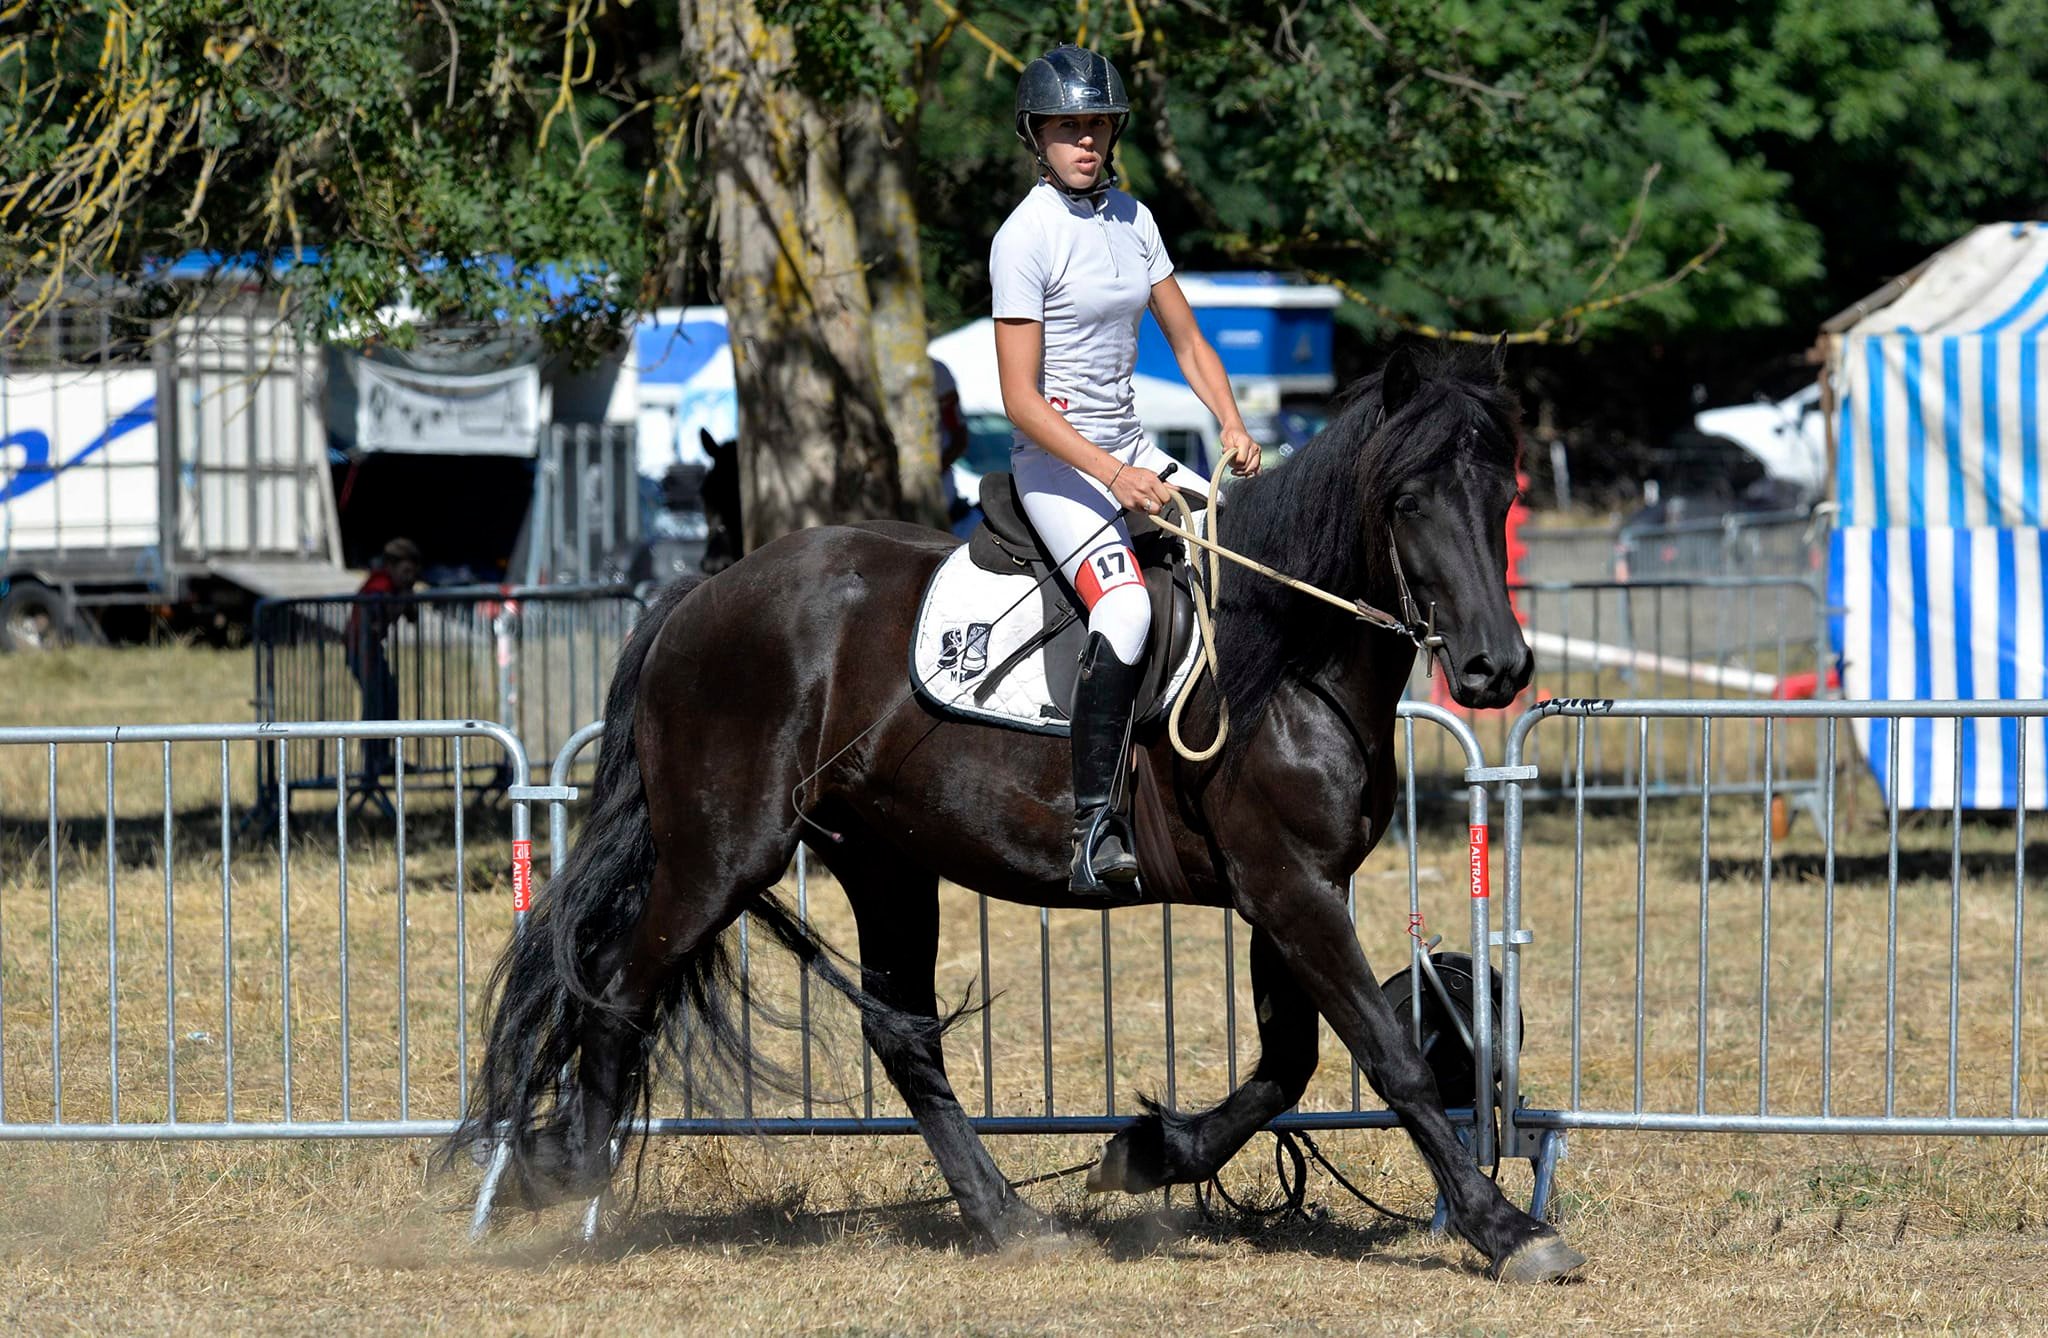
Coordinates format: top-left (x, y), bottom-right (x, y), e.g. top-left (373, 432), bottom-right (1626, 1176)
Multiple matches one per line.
top-left (1245, 879), bottom-right (1583, 1282)
top-left (827, 840), bottom-right (1053, 1246)
top-left (526, 748), bottom-right (800, 1201)
top-left (1088, 925), bottom-right (1317, 1194)
top-left (509, 851), bottom-right (756, 1201)
top-left (575, 858), bottom-right (756, 1183)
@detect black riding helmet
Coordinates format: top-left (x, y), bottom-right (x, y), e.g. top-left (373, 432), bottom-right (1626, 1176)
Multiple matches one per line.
top-left (1015, 44), bottom-right (1129, 199)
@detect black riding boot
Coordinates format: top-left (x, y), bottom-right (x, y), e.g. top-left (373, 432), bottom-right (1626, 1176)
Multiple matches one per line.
top-left (1069, 631), bottom-right (1143, 894)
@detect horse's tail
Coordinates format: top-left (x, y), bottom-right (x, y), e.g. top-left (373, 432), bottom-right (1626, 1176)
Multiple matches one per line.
top-left (447, 573), bottom-right (962, 1181)
top-left (445, 576), bottom-right (696, 1168)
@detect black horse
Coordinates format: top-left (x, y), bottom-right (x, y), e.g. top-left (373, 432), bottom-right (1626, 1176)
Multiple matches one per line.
top-left (697, 430), bottom-right (742, 575)
top-left (453, 343), bottom-right (1581, 1282)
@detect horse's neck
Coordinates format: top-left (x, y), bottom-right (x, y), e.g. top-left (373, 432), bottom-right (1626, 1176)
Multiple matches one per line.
top-left (1316, 623), bottom-right (1415, 728)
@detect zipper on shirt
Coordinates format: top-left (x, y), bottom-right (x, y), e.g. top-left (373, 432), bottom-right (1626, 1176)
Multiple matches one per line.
top-left (1094, 199), bottom-right (1120, 278)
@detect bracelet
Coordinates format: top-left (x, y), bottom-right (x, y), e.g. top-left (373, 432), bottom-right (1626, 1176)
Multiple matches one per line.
top-left (1108, 461), bottom-right (1127, 492)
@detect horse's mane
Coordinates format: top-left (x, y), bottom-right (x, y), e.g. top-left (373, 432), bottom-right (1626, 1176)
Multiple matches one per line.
top-left (1210, 343), bottom-right (1521, 752)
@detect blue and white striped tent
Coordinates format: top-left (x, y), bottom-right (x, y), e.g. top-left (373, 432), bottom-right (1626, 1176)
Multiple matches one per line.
top-left (1830, 221), bottom-right (2048, 808)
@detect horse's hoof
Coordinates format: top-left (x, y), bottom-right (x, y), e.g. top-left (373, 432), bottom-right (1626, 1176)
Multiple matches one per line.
top-left (1085, 1137), bottom-right (1130, 1194)
top-left (1491, 1233), bottom-right (1587, 1284)
top-left (1086, 1118), bottom-right (1171, 1195)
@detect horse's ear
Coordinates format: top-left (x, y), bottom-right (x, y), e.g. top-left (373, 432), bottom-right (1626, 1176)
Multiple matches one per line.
top-left (699, 428), bottom-right (721, 457)
top-left (1490, 332), bottom-right (1509, 376)
top-left (1381, 342), bottom-right (1422, 414)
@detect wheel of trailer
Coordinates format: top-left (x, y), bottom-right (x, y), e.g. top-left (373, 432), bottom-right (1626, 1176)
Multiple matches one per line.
top-left (0, 580), bottom-right (77, 652)
top-left (1379, 951), bottom-right (1521, 1105)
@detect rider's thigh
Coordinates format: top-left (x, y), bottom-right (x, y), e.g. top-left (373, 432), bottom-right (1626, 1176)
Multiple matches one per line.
top-left (1014, 447), bottom-right (1130, 583)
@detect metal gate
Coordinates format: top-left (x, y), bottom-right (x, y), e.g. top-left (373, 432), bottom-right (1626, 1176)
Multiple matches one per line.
top-left (0, 721), bottom-right (535, 1140)
top-left (251, 585), bottom-right (640, 811)
top-left (529, 704), bottom-right (1508, 1156)
top-left (1497, 698), bottom-right (2048, 1168)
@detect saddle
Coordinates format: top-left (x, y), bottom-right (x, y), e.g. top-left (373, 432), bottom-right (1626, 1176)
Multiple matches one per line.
top-left (962, 472), bottom-right (1204, 726)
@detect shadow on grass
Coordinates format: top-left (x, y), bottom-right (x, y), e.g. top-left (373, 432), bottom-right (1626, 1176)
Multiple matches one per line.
top-left (1703, 844), bottom-right (2048, 886)
top-left (0, 798), bottom-right (517, 872)
top-left (510, 1187), bottom-right (1454, 1273)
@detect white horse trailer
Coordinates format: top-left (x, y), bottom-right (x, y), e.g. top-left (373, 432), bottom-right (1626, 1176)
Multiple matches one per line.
top-left (0, 307), bottom-right (349, 648)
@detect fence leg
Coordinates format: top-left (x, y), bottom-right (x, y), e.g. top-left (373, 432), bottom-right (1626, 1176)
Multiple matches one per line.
top-left (581, 1138), bottom-right (622, 1243)
top-left (470, 1140), bottom-right (513, 1242)
top-left (1426, 1123), bottom-right (1475, 1235)
top-left (1528, 1129), bottom-right (1568, 1221)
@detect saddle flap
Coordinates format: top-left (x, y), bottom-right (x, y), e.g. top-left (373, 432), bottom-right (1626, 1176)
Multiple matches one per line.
top-left (1038, 561), bottom-right (1197, 726)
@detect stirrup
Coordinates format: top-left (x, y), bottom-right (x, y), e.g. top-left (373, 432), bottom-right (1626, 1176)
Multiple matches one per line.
top-left (1070, 806), bottom-right (1140, 897)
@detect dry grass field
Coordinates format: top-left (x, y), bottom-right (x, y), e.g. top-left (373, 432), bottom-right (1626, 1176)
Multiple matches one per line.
top-left (2, 644), bottom-right (2046, 1335)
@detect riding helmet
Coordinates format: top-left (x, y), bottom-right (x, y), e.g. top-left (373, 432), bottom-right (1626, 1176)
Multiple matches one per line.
top-left (1014, 44), bottom-right (1129, 197)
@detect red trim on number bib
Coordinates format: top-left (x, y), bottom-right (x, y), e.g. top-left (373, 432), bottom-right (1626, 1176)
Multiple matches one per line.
top-left (512, 839), bottom-right (534, 913)
top-left (1468, 825), bottom-right (1489, 899)
top-left (1075, 545), bottom-right (1143, 608)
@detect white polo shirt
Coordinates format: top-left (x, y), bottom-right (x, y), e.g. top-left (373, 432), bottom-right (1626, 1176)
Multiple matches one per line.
top-left (990, 181), bottom-right (1174, 450)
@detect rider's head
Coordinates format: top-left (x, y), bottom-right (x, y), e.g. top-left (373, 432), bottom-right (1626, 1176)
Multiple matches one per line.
top-left (1015, 44), bottom-right (1129, 200)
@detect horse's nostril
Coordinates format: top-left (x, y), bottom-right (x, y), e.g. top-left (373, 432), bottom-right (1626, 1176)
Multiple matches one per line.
top-left (1462, 653), bottom-right (1496, 682)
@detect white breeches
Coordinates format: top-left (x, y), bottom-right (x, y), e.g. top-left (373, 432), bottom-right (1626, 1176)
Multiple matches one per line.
top-left (1012, 432), bottom-right (1204, 667)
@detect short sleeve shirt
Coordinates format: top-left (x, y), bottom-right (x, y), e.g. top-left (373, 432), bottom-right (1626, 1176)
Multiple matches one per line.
top-left (990, 182), bottom-right (1174, 449)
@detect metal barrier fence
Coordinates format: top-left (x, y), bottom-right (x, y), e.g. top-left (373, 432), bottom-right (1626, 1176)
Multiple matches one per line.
top-left (11, 695), bottom-right (2045, 1234)
top-left (1407, 576), bottom-right (1831, 811)
top-left (0, 708), bottom-right (1506, 1168)
top-left (251, 586), bottom-right (640, 813)
top-left (1497, 698), bottom-right (2048, 1169)
top-left (531, 704), bottom-right (1506, 1163)
top-left (1615, 508), bottom-right (1821, 583)
top-left (0, 721), bottom-right (537, 1140)
top-left (517, 423), bottom-right (641, 587)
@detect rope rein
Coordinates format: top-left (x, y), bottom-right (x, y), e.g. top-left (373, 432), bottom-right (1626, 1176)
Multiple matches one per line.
top-left (800, 1129), bottom-right (1429, 1231)
top-left (641, 1133), bottom-right (1395, 1238)
top-left (1148, 461), bottom-right (1445, 764)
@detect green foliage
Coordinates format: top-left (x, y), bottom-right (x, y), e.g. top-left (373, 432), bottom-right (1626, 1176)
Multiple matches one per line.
top-left (911, 0), bottom-right (2048, 340)
top-left (0, 0), bottom-right (681, 360)
top-left (1620, 0), bottom-right (2048, 325)
top-left (4, 0), bottom-right (2044, 353)
top-left (758, 0), bottom-right (931, 122)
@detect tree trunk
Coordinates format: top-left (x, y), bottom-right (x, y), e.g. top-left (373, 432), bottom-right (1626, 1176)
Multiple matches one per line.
top-left (689, 0), bottom-right (901, 551)
top-left (845, 98), bottom-right (945, 529)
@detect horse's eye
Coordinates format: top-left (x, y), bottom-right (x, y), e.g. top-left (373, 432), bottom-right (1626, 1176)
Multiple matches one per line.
top-left (1395, 494), bottom-right (1422, 516)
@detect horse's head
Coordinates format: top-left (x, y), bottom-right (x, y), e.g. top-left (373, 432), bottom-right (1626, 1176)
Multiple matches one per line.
top-left (1371, 343), bottom-right (1532, 709)
top-left (699, 428), bottom-right (742, 574)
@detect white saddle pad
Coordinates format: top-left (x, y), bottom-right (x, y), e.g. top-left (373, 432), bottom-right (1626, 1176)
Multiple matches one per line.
top-left (910, 516), bottom-right (1208, 737)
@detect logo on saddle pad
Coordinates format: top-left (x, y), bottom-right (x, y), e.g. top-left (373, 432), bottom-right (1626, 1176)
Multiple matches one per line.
top-left (937, 622), bottom-right (993, 682)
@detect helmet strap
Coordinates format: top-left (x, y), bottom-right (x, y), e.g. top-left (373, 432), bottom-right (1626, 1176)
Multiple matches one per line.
top-left (1038, 152), bottom-right (1118, 200)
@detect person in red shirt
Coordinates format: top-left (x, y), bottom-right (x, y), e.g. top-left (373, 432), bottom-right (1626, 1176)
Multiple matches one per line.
top-left (347, 538), bottom-right (422, 781)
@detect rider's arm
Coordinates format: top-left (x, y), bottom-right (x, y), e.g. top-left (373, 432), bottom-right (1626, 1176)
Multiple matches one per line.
top-left (1149, 275), bottom-right (1261, 477)
top-left (995, 319), bottom-right (1179, 511)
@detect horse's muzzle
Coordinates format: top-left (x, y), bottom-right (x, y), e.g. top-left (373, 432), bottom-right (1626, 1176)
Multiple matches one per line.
top-left (1452, 640), bottom-right (1534, 710)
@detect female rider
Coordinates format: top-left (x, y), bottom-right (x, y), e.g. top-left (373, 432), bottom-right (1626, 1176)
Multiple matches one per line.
top-left (992, 44), bottom-right (1261, 895)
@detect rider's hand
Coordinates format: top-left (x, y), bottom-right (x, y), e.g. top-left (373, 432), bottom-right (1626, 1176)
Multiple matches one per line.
top-left (1105, 461), bottom-right (1180, 519)
top-left (1220, 425), bottom-right (1263, 478)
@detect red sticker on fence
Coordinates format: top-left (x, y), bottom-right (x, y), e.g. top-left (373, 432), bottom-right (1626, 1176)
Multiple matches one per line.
top-left (1468, 824), bottom-right (1489, 900)
top-left (512, 839), bottom-right (533, 913)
